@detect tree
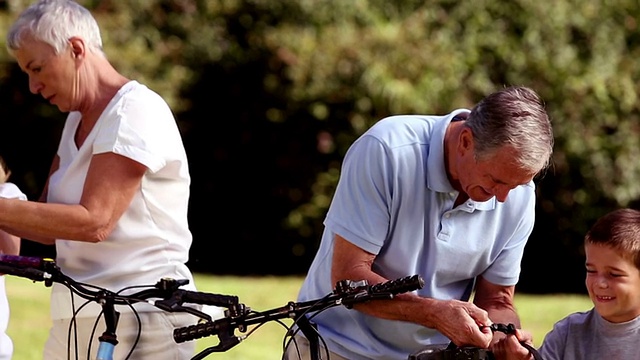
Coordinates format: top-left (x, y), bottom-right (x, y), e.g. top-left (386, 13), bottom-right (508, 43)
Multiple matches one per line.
top-left (1, 0), bottom-right (639, 292)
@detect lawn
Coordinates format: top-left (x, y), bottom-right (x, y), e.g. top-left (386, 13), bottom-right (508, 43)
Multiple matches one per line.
top-left (4, 273), bottom-right (592, 359)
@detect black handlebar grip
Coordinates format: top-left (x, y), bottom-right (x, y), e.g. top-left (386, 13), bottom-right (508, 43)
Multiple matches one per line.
top-left (181, 290), bottom-right (239, 307)
top-left (173, 320), bottom-right (227, 343)
top-left (0, 255), bottom-right (46, 269)
top-left (370, 275), bottom-right (424, 295)
top-left (0, 264), bottom-right (49, 282)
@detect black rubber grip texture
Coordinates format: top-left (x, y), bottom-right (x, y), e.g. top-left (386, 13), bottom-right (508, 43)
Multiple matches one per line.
top-left (0, 264), bottom-right (47, 282)
top-left (370, 274), bottom-right (425, 295)
top-left (174, 320), bottom-right (227, 343)
top-left (0, 255), bottom-right (45, 269)
top-left (181, 291), bottom-right (239, 307)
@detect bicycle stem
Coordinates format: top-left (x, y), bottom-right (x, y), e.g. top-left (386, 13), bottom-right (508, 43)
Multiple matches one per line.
top-left (95, 296), bottom-right (120, 360)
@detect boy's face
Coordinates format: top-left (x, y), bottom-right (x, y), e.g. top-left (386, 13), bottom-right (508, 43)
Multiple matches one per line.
top-left (585, 243), bottom-right (640, 323)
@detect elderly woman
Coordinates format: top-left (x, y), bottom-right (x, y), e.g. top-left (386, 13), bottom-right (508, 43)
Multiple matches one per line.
top-left (4, 0), bottom-right (199, 358)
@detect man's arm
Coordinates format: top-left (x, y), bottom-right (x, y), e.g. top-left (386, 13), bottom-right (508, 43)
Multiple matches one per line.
top-left (332, 235), bottom-right (494, 348)
top-left (473, 275), bottom-right (521, 345)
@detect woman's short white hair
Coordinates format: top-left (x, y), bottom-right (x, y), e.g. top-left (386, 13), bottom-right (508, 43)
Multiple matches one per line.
top-left (6, 0), bottom-right (104, 57)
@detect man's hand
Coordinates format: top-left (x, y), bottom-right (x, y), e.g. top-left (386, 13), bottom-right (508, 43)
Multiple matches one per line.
top-left (490, 328), bottom-right (534, 360)
top-left (430, 299), bottom-right (494, 349)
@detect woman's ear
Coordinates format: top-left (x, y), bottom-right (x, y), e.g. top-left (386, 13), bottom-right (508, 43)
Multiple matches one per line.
top-left (68, 37), bottom-right (85, 60)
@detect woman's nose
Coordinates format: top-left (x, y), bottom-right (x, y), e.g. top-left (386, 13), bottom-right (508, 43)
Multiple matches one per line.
top-left (29, 76), bottom-right (43, 94)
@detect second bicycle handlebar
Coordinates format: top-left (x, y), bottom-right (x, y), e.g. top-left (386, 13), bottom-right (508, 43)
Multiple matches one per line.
top-left (172, 274), bottom-right (425, 344)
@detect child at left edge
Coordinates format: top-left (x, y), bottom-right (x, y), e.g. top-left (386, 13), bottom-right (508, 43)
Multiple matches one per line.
top-left (0, 156), bottom-right (28, 360)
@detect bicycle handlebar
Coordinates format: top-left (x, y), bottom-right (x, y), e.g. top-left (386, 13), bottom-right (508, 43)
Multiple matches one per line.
top-left (1, 255), bottom-right (429, 360)
top-left (0, 255), bottom-right (252, 360)
top-left (0, 255), bottom-right (56, 284)
top-left (0, 263), bottom-right (52, 282)
top-left (0, 255), bottom-right (236, 322)
top-left (173, 274), bottom-right (425, 344)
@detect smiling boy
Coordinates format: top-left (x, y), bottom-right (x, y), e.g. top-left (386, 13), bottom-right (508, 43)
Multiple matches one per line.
top-left (495, 208), bottom-right (640, 360)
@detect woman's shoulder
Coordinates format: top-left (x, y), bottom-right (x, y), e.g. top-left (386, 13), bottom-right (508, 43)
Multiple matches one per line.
top-left (112, 81), bottom-right (173, 118)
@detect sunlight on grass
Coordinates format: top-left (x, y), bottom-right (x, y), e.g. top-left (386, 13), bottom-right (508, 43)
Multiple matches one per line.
top-left (4, 273), bottom-right (592, 359)
top-left (515, 293), bottom-right (592, 347)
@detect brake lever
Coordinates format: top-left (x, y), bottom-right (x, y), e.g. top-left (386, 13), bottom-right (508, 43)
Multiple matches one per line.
top-left (152, 299), bottom-right (213, 321)
top-left (486, 323), bottom-right (517, 334)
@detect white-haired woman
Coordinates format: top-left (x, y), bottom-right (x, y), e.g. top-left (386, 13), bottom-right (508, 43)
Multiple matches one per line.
top-left (4, 0), bottom-right (199, 358)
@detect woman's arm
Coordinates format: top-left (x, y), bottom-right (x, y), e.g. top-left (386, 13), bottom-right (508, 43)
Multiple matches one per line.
top-left (0, 152), bottom-right (146, 244)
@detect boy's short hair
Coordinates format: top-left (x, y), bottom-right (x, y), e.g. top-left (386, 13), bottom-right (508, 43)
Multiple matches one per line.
top-left (585, 208), bottom-right (640, 269)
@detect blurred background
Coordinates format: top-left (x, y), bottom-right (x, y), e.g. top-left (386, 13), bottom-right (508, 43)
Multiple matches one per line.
top-left (0, 0), bottom-right (639, 294)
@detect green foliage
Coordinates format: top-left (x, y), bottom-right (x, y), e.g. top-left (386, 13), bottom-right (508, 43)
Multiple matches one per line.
top-left (267, 0), bottom-right (640, 259)
top-left (0, 0), bottom-right (639, 279)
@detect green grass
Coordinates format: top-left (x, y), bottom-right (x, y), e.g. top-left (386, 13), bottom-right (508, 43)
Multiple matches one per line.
top-left (4, 274), bottom-right (593, 359)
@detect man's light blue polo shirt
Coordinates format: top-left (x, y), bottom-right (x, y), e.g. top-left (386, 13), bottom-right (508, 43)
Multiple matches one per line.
top-left (296, 110), bottom-right (537, 360)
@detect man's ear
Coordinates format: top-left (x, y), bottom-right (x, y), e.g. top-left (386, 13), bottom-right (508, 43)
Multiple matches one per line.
top-left (458, 127), bottom-right (475, 155)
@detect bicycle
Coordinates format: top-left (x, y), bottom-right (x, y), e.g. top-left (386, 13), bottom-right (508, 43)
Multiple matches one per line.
top-left (0, 254), bottom-right (233, 360)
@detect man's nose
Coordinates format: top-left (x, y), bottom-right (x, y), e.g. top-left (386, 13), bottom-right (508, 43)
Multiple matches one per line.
top-left (493, 185), bottom-right (510, 203)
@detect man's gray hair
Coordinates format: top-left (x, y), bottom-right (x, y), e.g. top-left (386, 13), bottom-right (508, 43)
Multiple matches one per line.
top-left (466, 86), bottom-right (554, 175)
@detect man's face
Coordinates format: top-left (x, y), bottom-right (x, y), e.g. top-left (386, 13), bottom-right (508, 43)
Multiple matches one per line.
top-left (585, 243), bottom-right (640, 323)
top-left (456, 132), bottom-right (535, 203)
